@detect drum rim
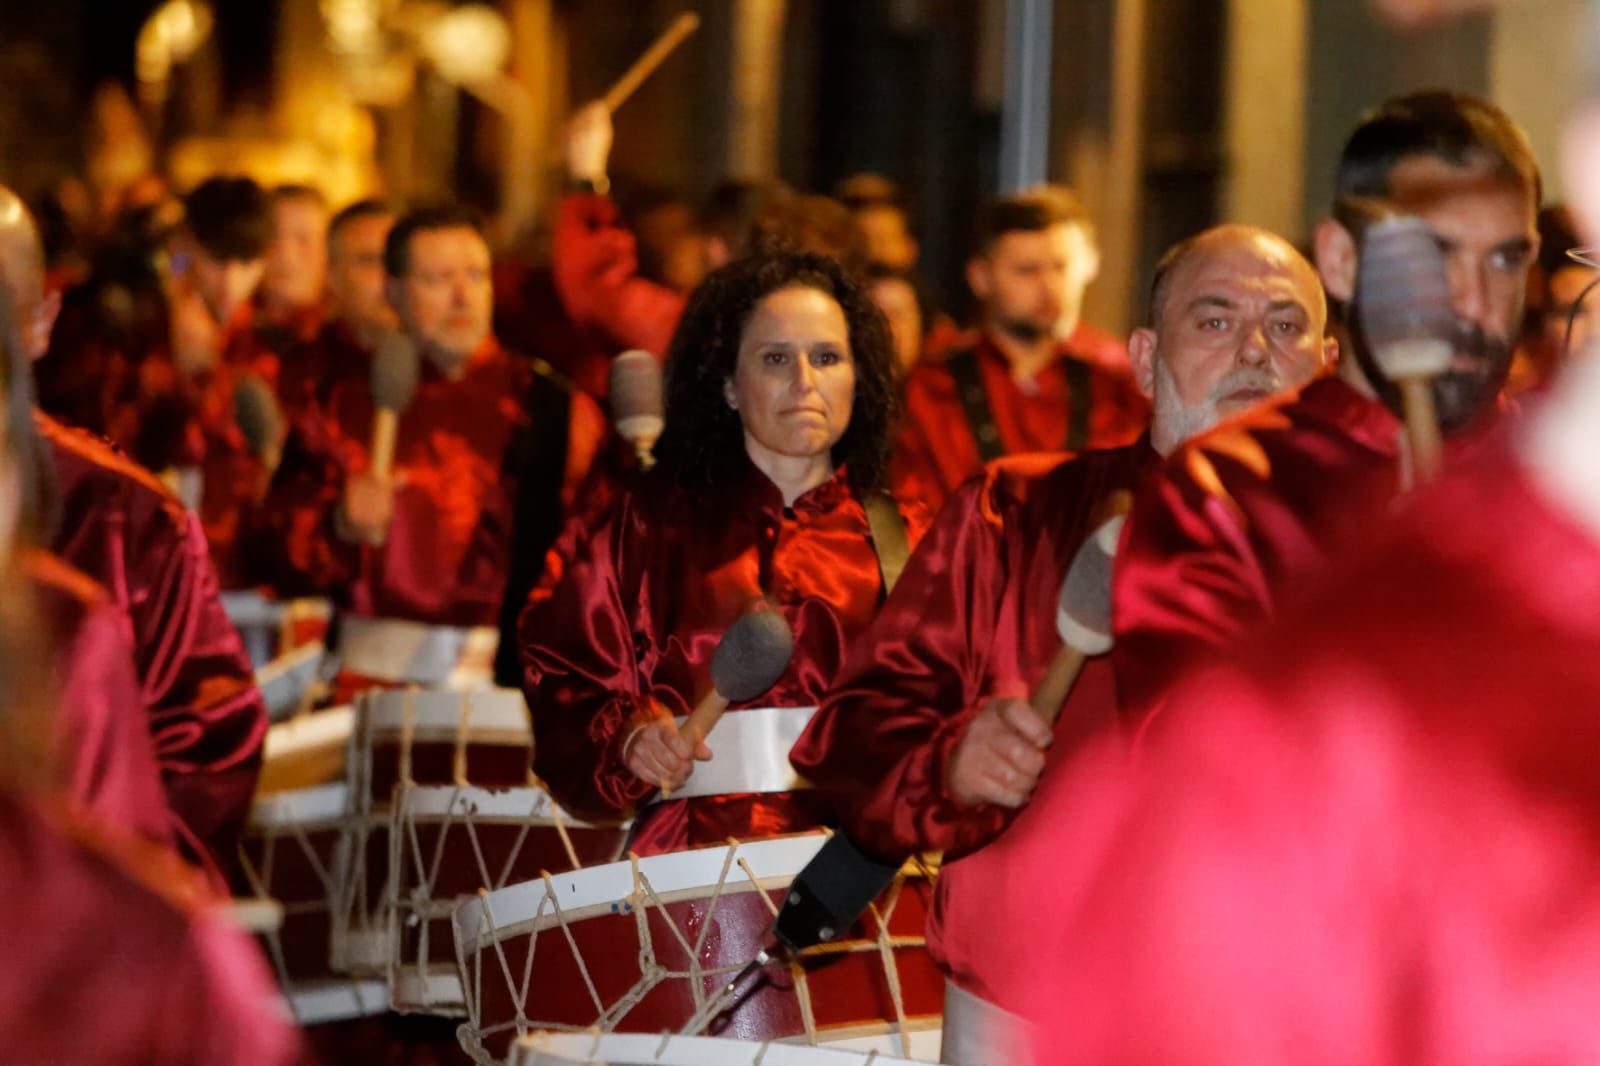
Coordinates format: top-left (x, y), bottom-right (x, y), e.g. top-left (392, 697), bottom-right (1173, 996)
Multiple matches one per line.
top-left (452, 832), bottom-right (829, 955)
top-left (514, 1029), bottom-right (928, 1065)
top-left (397, 782), bottom-right (611, 828)
top-left (247, 781), bottom-right (351, 828)
top-left (359, 686), bottom-right (529, 734)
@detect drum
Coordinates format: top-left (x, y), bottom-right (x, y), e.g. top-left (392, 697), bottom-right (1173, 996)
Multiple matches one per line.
top-left (222, 592), bottom-right (333, 720)
top-left (452, 834), bottom-right (943, 1064)
top-left (512, 1031), bottom-right (926, 1066)
top-left (236, 782), bottom-right (387, 1025)
top-left (336, 686), bottom-right (628, 1006)
top-left (350, 687), bottom-right (534, 809)
top-left (387, 784), bottom-right (626, 1015)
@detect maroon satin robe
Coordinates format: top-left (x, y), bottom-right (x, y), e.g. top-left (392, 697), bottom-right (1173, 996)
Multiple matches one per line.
top-left (39, 411), bottom-right (267, 883)
top-left (521, 462), bottom-right (928, 855)
top-left (891, 328), bottom-right (1149, 512)
top-left (0, 790), bottom-right (298, 1065)
top-left (26, 550), bottom-right (173, 849)
top-left (1002, 437), bottom-right (1600, 1064)
top-left (1112, 373), bottom-right (1492, 720)
top-left (249, 338), bottom-right (607, 628)
top-left (790, 443), bottom-right (1153, 998)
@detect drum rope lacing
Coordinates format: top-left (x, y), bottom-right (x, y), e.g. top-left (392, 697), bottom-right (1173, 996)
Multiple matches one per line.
top-left (455, 834), bottom-right (934, 1064)
top-left (239, 807), bottom-right (385, 1023)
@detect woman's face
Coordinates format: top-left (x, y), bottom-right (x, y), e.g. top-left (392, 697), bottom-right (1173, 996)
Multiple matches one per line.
top-left (730, 285), bottom-right (856, 464)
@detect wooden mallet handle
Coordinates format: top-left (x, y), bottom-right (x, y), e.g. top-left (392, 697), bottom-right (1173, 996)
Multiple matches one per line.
top-left (602, 13), bottom-right (701, 112)
top-left (659, 687), bottom-right (727, 798)
top-left (1030, 644), bottom-right (1088, 728)
top-left (1398, 376), bottom-right (1443, 483)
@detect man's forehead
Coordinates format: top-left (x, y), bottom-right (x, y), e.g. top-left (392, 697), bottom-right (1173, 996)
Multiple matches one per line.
top-left (1177, 243), bottom-right (1318, 301)
top-left (1385, 154), bottom-right (1536, 226)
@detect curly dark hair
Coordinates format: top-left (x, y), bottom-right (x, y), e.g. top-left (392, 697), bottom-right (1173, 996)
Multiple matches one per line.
top-left (655, 251), bottom-right (900, 498)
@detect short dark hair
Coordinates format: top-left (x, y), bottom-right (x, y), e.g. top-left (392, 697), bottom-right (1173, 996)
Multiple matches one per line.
top-left (383, 203), bottom-right (485, 278)
top-left (1334, 90), bottom-right (1541, 211)
top-left (747, 195), bottom-right (869, 276)
top-left (975, 185), bottom-right (1093, 254)
top-left (183, 176), bottom-right (270, 261)
top-left (328, 198), bottom-right (393, 252)
top-left (834, 173), bottom-right (904, 212)
top-left (1145, 233), bottom-right (1202, 328)
top-left (269, 183), bottom-right (326, 210)
top-left (655, 251), bottom-right (900, 498)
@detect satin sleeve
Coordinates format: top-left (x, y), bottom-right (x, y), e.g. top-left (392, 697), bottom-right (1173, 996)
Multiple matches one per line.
top-left (791, 476), bottom-right (1012, 859)
top-left (54, 597), bottom-right (175, 850)
top-left (1112, 446), bottom-right (1274, 722)
top-left (519, 496), bottom-right (659, 820)
top-left (132, 507), bottom-right (268, 878)
top-left (550, 192), bottom-right (684, 358)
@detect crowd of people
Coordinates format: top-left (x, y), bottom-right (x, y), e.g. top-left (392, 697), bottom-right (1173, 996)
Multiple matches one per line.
top-left (5, 75), bottom-right (1600, 1065)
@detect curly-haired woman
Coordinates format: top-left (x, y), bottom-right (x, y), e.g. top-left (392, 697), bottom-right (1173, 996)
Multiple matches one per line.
top-left (519, 251), bottom-right (926, 855)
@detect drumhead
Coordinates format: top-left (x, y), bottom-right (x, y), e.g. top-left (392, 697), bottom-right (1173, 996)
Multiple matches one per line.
top-left (512, 1031), bottom-right (925, 1066)
top-left (248, 782), bottom-right (350, 829)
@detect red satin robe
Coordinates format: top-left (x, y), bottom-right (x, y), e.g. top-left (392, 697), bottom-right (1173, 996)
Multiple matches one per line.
top-left (551, 191), bottom-right (685, 360)
top-left (521, 462), bottom-right (928, 855)
top-left (39, 411), bottom-right (267, 883)
top-left (0, 790), bottom-right (299, 1065)
top-left (789, 443), bottom-right (1154, 998)
top-left (1003, 436), bottom-right (1600, 1065)
top-left (249, 338), bottom-right (607, 627)
top-left (891, 328), bottom-right (1149, 512)
top-left (25, 550), bottom-right (173, 849)
top-left (1112, 373), bottom-right (1496, 720)
top-left (494, 258), bottom-right (614, 399)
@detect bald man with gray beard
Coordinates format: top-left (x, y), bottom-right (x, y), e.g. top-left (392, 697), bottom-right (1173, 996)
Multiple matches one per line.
top-left (792, 224), bottom-right (1332, 1065)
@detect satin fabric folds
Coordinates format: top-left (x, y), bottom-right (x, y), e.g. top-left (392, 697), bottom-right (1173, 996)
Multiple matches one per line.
top-left (789, 443), bottom-right (1153, 1001)
top-left (521, 461), bottom-right (925, 856)
top-left (39, 412), bottom-right (267, 881)
top-left (249, 339), bottom-right (605, 629)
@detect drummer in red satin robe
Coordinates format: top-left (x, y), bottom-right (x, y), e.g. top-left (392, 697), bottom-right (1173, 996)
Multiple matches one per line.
top-left (250, 204), bottom-right (608, 695)
top-left (790, 225), bottom-right (1334, 1063)
top-left (278, 198), bottom-right (397, 417)
top-left (2, 189), bottom-right (266, 881)
top-left (521, 251), bottom-right (927, 855)
top-left (891, 187), bottom-right (1149, 512)
top-left (1114, 90), bottom-right (1542, 721)
top-left (1001, 352), bottom-right (1600, 1066)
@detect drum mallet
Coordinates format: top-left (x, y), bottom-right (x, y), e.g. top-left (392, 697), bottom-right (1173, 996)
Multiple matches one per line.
top-left (609, 349), bottom-right (664, 470)
top-left (602, 13), bottom-right (701, 113)
top-left (363, 330), bottom-right (421, 546)
top-left (661, 607), bottom-right (794, 796)
top-left (1357, 214), bottom-right (1455, 484)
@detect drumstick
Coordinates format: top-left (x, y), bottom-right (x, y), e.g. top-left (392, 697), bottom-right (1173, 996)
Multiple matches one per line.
top-left (602, 13), bottom-right (701, 112)
top-left (1031, 501), bottom-right (1130, 725)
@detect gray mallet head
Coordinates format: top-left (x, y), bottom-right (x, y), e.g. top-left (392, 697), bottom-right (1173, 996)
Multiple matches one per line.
top-left (1357, 215), bottom-right (1456, 379)
top-left (610, 349), bottom-right (665, 467)
top-left (710, 607), bottom-right (795, 702)
top-left (1056, 514), bottom-right (1125, 656)
top-left (233, 371), bottom-right (284, 461)
top-left (370, 330), bottom-right (421, 413)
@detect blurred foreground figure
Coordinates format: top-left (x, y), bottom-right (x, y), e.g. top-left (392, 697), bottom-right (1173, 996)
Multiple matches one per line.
top-left (2, 186), bottom-right (265, 883)
top-left (1008, 346), bottom-right (1600, 1066)
top-left (0, 279), bottom-right (295, 1066)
